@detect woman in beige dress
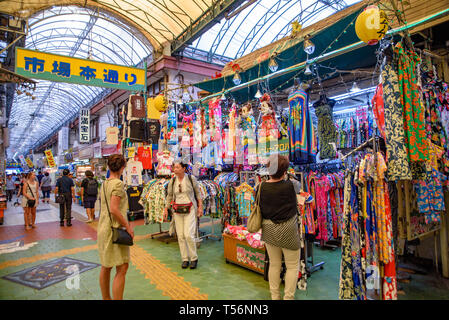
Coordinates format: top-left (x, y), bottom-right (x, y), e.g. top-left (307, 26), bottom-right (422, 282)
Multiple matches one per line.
top-left (22, 172), bottom-right (39, 230)
top-left (98, 154), bottom-right (134, 300)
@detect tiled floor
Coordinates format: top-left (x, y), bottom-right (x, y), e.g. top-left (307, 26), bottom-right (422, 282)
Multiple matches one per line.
top-left (1, 193), bottom-right (449, 300)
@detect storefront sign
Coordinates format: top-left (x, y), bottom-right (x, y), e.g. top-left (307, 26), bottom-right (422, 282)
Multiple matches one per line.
top-left (236, 244), bottom-right (265, 271)
top-left (79, 108), bottom-right (90, 143)
top-left (257, 137), bottom-right (289, 157)
top-left (93, 142), bottom-right (102, 158)
top-left (102, 142), bottom-right (117, 156)
top-left (15, 47), bottom-right (146, 91)
top-left (79, 146), bottom-right (93, 160)
top-left (44, 149), bottom-right (56, 168)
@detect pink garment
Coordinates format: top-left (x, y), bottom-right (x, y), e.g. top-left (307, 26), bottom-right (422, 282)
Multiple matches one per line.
top-left (315, 176), bottom-right (330, 241)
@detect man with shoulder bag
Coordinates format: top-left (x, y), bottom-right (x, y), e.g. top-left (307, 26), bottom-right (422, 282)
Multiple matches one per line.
top-left (81, 170), bottom-right (99, 223)
top-left (55, 169), bottom-right (76, 227)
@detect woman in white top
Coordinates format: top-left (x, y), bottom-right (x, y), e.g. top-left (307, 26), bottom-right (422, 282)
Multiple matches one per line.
top-left (22, 172), bottom-right (39, 230)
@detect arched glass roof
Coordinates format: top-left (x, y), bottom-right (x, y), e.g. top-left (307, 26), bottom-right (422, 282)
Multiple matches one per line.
top-left (8, 6), bottom-right (152, 159)
top-left (0, 0), bottom-right (217, 50)
top-left (188, 0), bottom-right (362, 60)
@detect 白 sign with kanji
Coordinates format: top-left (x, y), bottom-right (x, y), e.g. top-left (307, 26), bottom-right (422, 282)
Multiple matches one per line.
top-left (79, 108), bottom-right (90, 144)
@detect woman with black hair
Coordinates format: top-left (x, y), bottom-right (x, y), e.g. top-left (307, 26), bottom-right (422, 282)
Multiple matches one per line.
top-left (164, 161), bottom-right (203, 269)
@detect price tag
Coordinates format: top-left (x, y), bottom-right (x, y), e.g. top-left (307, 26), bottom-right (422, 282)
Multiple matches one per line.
top-left (244, 192), bottom-right (252, 201)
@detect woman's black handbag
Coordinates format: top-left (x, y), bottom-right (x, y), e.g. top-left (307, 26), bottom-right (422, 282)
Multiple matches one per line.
top-left (56, 194), bottom-right (65, 204)
top-left (27, 185), bottom-right (36, 208)
top-left (103, 182), bottom-right (133, 246)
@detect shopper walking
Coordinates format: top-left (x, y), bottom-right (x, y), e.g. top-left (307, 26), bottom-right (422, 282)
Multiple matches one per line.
top-left (98, 154), bottom-right (134, 300)
top-left (164, 161), bottom-right (203, 269)
top-left (81, 170), bottom-right (98, 223)
top-left (22, 172), bottom-right (39, 230)
top-left (36, 171), bottom-right (44, 186)
top-left (5, 175), bottom-right (15, 202)
top-left (259, 154), bottom-right (300, 300)
top-left (40, 172), bottom-right (52, 204)
top-left (55, 169), bottom-right (75, 227)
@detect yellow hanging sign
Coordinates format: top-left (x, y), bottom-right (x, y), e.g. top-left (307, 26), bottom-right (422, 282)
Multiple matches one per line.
top-left (44, 149), bottom-right (56, 168)
top-left (25, 157), bottom-right (34, 168)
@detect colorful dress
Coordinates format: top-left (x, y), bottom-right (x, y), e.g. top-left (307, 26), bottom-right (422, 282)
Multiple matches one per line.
top-left (394, 43), bottom-right (428, 162)
top-left (288, 89), bottom-right (317, 164)
top-left (382, 61), bottom-right (412, 181)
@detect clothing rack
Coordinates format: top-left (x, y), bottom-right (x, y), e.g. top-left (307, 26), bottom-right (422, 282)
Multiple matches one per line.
top-left (293, 171), bottom-right (326, 276)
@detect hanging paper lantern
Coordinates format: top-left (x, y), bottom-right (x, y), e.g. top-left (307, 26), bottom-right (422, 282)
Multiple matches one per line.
top-left (154, 94), bottom-right (168, 112)
top-left (355, 5), bottom-right (389, 45)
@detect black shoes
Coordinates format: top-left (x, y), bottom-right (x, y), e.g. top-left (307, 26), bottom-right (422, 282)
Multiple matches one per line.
top-left (190, 260), bottom-right (198, 269)
top-left (60, 221), bottom-right (64, 226)
top-left (66, 220), bottom-right (72, 227)
top-left (182, 261), bottom-right (189, 269)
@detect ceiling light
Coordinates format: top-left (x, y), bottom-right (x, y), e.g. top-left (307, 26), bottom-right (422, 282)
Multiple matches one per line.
top-left (304, 65), bottom-right (312, 76)
top-left (233, 72), bottom-right (241, 85)
top-left (220, 93), bottom-right (226, 101)
top-left (178, 98), bottom-right (183, 105)
top-left (350, 82), bottom-right (361, 92)
top-left (16, 89), bottom-right (23, 95)
top-left (254, 88), bottom-right (262, 99)
top-left (268, 57), bottom-right (278, 72)
top-left (303, 35), bottom-right (315, 55)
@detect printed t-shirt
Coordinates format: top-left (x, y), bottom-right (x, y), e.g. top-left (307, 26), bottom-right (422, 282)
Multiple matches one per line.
top-left (137, 146), bottom-right (153, 169)
top-left (106, 127), bottom-right (119, 145)
top-left (126, 160), bottom-right (143, 186)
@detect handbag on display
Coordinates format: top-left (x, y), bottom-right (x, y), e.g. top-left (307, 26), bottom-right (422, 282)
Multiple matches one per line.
top-left (102, 182), bottom-right (133, 246)
top-left (247, 182), bottom-right (263, 233)
top-left (27, 185), bottom-right (36, 208)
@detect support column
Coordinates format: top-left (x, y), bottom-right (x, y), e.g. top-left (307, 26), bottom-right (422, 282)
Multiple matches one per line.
top-left (441, 192), bottom-right (449, 278)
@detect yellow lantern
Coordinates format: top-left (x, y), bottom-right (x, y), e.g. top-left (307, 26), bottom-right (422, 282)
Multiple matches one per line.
top-left (153, 94), bottom-right (168, 112)
top-left (355, 5), bottom-right (389, 45)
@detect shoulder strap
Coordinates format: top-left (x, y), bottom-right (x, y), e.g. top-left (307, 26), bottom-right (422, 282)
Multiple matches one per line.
top-left (102, 181), bottom-right (114, 228)
top-left (27, 183), bottom-right (35, 198)
top-left (188, 174), bottom-right (198, 204)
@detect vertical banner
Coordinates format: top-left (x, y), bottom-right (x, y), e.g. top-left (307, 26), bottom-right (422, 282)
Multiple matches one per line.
top-left (44, 149), bottom-right (56, 168)
top-left (79, 108), bottom-right (90, 144)
top-left (25, 157), bottom-right (34, 168)
top-left (58, 127), bottom-right (69, 154)
top-left (19, 155), bottom-right (27, 168)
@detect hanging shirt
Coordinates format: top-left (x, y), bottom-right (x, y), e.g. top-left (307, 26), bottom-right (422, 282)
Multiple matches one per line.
top-left (127, 95), bottom-right (146, 119)
top-left (126, 160), bottom-right (143, 186)
top-left (106, 127), bottom-right (119, 145)
top-left (137, 146), bottom-right (153, 170)
top-left (156, 152), bottom-right (174, 176)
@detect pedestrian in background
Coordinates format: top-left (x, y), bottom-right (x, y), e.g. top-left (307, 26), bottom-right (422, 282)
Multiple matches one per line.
top-left (40, 172), bottom-right (52, 204)
top-left (5, 175), bottom-right (15, 202)
top-left (22, 172), bottom-right (39, 230)
top-left (81, 170), bottom-right (98, 223)
top-left (55, 169), bottom-right (75, 227)
top-left (98, 154), bottom-right (133, 300)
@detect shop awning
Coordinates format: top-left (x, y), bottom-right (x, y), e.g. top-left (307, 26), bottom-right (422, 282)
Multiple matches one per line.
top-left (193, 0), bottom-right (449, 102)
top-left (193, 0), bottom-right (370, 102)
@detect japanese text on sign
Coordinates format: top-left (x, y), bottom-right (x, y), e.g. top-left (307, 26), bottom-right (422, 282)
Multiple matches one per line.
top-left (79, 108), bottom-right (90, 144)
top-left (44, 149), bottom-right (56, 168)
top-left (15, 47), bottom-right (145, 91)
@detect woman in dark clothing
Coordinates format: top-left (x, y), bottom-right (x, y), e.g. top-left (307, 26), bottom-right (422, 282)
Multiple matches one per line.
top-left (259, 154), bottom-right (300, 300)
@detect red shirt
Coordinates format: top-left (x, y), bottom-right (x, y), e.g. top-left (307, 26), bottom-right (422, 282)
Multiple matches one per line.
top-left (137, 146), bottom-right (152, 169)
